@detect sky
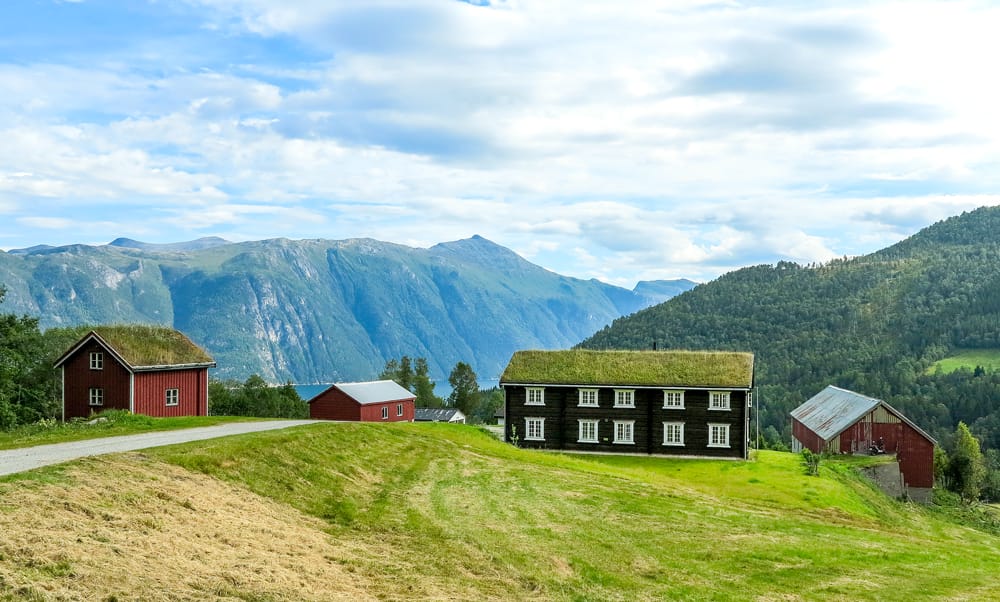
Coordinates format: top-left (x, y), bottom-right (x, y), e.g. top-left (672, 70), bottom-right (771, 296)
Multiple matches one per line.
top-left (2, 1), bottom-right (1000, 286)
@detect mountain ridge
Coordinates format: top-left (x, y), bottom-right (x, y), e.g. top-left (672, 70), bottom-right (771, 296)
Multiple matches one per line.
top-left (0, 235), bottom-right (694, 383)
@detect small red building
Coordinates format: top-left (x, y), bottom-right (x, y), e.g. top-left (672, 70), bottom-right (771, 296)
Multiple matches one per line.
top-left (791, 385), bottom-right (936, 498)
top-left (55, 326), bottom-right (216, 420)
top-left (308, 380), bottom-right (415, 422)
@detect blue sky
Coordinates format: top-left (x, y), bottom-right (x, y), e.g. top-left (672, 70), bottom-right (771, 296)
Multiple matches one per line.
top-left (2, 1), bottom-right (1000, 285)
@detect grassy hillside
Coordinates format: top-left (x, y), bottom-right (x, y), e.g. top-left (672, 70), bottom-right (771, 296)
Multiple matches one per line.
top-left (3, 424), bottom-right (1000, 600)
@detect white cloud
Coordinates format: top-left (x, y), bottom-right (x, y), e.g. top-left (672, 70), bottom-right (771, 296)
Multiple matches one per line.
top-left (2, 1), bottom-right (1000, 283)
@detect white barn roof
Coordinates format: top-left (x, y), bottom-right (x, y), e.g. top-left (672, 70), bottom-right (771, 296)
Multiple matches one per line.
top-left (791, 385), bottom-right (935, 444)
top-left (791, 386), bottom-right (880, 442)
top-left (332, 380), bottom-right (415, 405)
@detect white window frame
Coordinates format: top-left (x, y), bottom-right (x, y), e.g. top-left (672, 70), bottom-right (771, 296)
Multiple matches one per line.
top-left (165, 388), bottom-right (179, 407)
top-left (526, 387), bottom-right (545, 406)
top-left (663, 390), bottom-right (685, 409)
top-left (381, 406), bottom-right (389, 420)
top-left (578, 419), bottom-right (599, 443)
top-left (89, 352), bottom-right (103, 370)
top-left (709, 391), bottom-right (731, 411)
top-left (397, 403), bottom-right (404, 417)
top-left (613, 420), bottom-right (635, 445)
top-left (88, 388), bottom-right (104, 407)
top-left (578, 388), bottom-right (598, 407)
top-left (613, 389), bottom-right (635, 408)
top-left (708, 423), bottom-right (731, 448)
top-left (663, 422), bottom-right (685, 446)
top-left (525, 417), bottom-right (545, 441)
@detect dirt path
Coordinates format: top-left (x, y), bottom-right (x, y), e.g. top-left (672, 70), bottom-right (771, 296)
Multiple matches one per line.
top-left (0, 420), bottom-right (317, 476)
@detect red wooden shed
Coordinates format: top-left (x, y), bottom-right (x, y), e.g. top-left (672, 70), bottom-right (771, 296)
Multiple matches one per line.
top-left (55, 326), bottom-right (216, 420)
top-left (791, 385), bottom-right (936, 496)
top-left (308, 380), bottom-right (415, 422)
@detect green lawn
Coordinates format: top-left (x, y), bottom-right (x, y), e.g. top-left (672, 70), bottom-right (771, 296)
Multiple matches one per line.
top-left (146, 422), bottom-right (1000, 601)
top-left (929, 348), bottom-right (1000, 374)
top-left (0, 410), bottom-right (259, 450)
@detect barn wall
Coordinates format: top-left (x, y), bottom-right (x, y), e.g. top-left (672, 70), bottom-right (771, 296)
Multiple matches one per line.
top-left (359, 399), bottom-right (415, 422)
top-left (835, 406), bottom-right (935, 489)
top-left (133, 368), bottom-right (208, 417)
top-left (62, 341), bottom-right (131, 419)
top-left (791, 419), bottom-right (825, 453)
top-left (309, 388), bottom-right (361, 421)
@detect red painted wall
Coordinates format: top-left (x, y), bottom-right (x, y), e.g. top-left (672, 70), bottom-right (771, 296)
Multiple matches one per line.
top-left (133, 368), bottom-right (208, 417)
top-left (359, 399), bottom-right (414, 422)
top-left (309, 387), bottom-right (415, 421)
top-left (62, 341), bottom-right (131, 419)
top-left (792, 419), bottom-right (825, 453)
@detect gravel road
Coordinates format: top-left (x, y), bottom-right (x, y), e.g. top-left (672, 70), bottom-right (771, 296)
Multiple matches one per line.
top-left (0, 420), bottom-right (318, 477)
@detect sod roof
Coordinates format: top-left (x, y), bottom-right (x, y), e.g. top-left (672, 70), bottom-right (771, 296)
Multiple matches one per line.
top-left (500, 349), bottom-right (754, 388)
top-left (58, 325), bottom-right (215, 369)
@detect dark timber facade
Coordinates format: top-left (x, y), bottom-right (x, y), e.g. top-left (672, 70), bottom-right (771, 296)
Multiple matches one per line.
top-left (500, 349), bottom-right (755, 459)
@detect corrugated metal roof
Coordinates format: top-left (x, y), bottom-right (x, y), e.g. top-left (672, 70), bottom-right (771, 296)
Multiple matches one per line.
top-left (414, 408), bottom-right (465, 422)
top-left (790, 385), bottom-right (881, 442)
top-left (334, 380), bottom-right (415, 405)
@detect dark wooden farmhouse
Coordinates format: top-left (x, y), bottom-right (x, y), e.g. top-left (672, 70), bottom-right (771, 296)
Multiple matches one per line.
top-left (791, 385), bottom-right (936, 499)
top-left (55, 326), bottom-right (216, 420)
top-left (500, 349), bottom-right (755, 459)
top-left (308, 380), bottom-right (415, 422)
top-left (414, 408), bottom-right (466, 424)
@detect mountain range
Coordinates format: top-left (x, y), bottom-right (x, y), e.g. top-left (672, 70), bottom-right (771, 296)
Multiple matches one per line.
top-left (0, 235), bottom-right (694, 383)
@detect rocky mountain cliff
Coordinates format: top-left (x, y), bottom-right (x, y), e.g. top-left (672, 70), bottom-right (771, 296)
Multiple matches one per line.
top-left (0, 235), bottom-right (693, 383)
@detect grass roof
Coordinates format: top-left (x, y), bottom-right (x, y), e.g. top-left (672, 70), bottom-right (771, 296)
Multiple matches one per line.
top-left (91, 325), bottom-right (214, 367)
top-left (500, 349), bottom-right (754, 388)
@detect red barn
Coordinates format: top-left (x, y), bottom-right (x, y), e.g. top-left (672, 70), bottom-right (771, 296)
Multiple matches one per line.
top-left (308, 380), bottom-right (415, 422)
top-left (55, 326), bottom-right (216, 420)
top-left (791, 385), bottom-right (936, 499)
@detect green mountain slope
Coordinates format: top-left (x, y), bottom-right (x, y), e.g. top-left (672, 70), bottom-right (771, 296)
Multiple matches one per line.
top-left (0, 236), bottom-right (693, 383)
top-left (5, 423), bottom-right (1000, 600)
top-left (581, 206), bottom-right (1000, 446)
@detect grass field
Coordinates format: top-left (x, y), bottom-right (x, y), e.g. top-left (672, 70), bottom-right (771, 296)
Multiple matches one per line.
top-left (3, 422), bottom-right (1000, 600)
top-left (0, 410), bottom-right (257, 450)
top-left (929, 348), bottom-right (1000, 374)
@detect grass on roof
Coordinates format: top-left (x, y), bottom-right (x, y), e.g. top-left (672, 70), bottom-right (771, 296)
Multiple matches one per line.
top-left (92, 324), bottom-right (214, 367)
top-left (500, 349), bottom-right (754, 388)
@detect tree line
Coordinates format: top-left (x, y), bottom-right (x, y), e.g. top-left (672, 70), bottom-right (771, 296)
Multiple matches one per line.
top-left (378, 355), bottom-right (502, 423)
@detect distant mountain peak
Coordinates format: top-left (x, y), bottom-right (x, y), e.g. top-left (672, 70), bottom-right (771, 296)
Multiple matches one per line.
top-left (107, 237), bottom-right (231, 252)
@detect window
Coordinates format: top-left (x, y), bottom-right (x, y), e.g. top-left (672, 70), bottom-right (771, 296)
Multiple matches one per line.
top-left (614, 389), bottom-right (635, 408)
top-left (381, 406), bottom-right (389, 420)
top-left (578, 419), bottom-right (599, 443)
top-left (88, 388), bottom-right (104, 406)
top-left (525, 417), bottom-right (545, 441)
top-left (578, 388), bottom-right (598, 407)
top-left (613, 420), bottom-right (634, 444)
top-left (526, 388), bottom-right (545, 406)
top-left (663, 390), bottom-right (685, 409)
top-left (708, 423), bottom-right (730, 448)
top-left (89, 352), bottom-right (103, 370)
top-left (709, 391), bottom-right (731, 410)
top-left (663, 422), bottom-right (685, 446)
top-left (165, 388), bottom-right (179, 407)
top-left (397, 403), bottom-right (404, 417)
